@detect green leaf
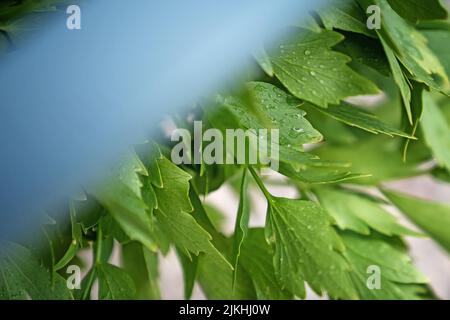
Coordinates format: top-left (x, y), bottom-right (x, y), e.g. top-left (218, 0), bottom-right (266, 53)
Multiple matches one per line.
top-left (307, 101), bottom-right (414, 138)
top-left (231, 168), bottom-right (250, 285)
top-left (253, 46), bottom-right (274, 76)
top-left (203, 203), bottom-right (226, 230)
top-left (97, 263), bottom-right (136, 300)
top-left (188, 189), bottom-right (256, 299)
top-left (387, 0), bottom-right (448, 24)
top-left (74, 196), bottom-right (104, 234)
top-left (177, 250), bottom-right (198, 300)
top-left (403, 82), bottom-right (425, 159)
top-left (334, 32), bottom-right (390, 76)
top-left (239, 228), bottom-right (293, 299)
top-left (0, 8), bottom-right (56, 46)
top-left (279, 159), bottom-right (369, 184)
top-left (266, 198), bottom-right (357, 299)
top-left (362, 0), bottom-right (448, 91)
top-left (271, 28), bottom-right (379, 108)
top-left (135, 141), bottom-right (164, 188)
top-left (315, 187), bottom-right (421, 236)
top-left (341, 231), bottom-right (429, 299)
top-left (0, 0), bottom-right (58, 21)
top-left (54, 200), bottom-right (88, 271)
top-left (432, 167), bottom-right (450, 184)
top-left (54, 241), bottom-right (78, 271)
top-left (314, 138), bottom-right (419, 184)
top-left (379, 37), bottom-right (412, 123)
top-left (420, 92), bottom-right (450, 172)
top-left (116, 151), bottom-right (148, 197)
top-left (121, 241), bottom-right (161, 299)
top-left (423, 29), bottom-right (450, 81)
top-left (94, 179), bottom-right (158, 252)
top-left (294, 14), bottom-right (321, 33)
top-left (317, 0), bottom-right (375, 38)
top-left (383, 189), bottom-right (450, 253)
top-left (154, 157), bottom-right (230, 266)
top-left (198, 249), bottom-right (256, 299)
top-left (252, 169), bottom-right (357, 299)
top-left (276, 147), bottom-right (368, 185)
top-left (0, 242), bottom-right (73, 300)
top-left (93, 151), bottom-right (159, 252)
top-left (222, 81), bottom-right (323, 148)
top-left (298, 104), bottom-right (360, 144)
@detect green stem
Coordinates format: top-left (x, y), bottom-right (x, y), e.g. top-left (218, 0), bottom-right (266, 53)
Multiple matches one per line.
top-left (94, 224), bottom-right (103, 265)
top-left (80, 267), bottom-right (97, 300)
top-left (249, 166), bottom-right (273, 201)
top-left (81, 225), bottom-right (103, 300)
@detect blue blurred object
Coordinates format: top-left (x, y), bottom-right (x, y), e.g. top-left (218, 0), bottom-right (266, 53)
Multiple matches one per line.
top-left (0, 0), bottom-right (328, 239)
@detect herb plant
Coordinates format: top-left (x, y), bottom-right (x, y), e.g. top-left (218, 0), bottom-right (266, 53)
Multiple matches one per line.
top-left (1, 0), bottom-right (450, 300)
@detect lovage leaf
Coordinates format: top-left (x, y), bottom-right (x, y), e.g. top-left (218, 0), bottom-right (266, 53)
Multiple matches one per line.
top-left (318, 0), bottom-right (375, 38)
top-left (94, 177), bottom-right (158, 252)
top-left (341, 231), bottom-right (429, 299)
top-left (362, 0), bottom-right (448, 91)
top-left (420, 92), bottom-right (450, 172)
top-left (231, 168), bottom-right (250, 285)
top-left (315, 187), bottom-right (420, 236)
top-left (153, 157), bottom-right (230, 266)
top-left (271, 28), bottom-right (379, 108)
top-left (294, 14), bottom-right (322, 33)
top-left (307, 101), bottom-right (414, 138)
top-left (334, 32), bottom-right (390, 76)
top-left (379, 37), bottom-right (412, 123)
top-left (387, 0), bottom-right (448, 24)
top-left (403, 82), bottom-right (425, 159)
top-left (263, 195), bottom-right (357, 299)
top-left (239, 228), bottom-right (293, 300)
top-left (253, 46), bottom-right (274, 77)
top-left (222, 81), bottom-right (323, 148)
top-left (121, 241), bottom-right (161, 299)
top-left (177, 250), bottom-right (198, 300)
top-left (279, 159), bottom-right (369, 185)
top-left (314, 138), bottom-right (419, 184)
top-left (188, 189), bottom-right (256, 299)
top-left (91, 149), bottom-right (161, 252)
top-left (383, 189), bottom-right (450, 253)
top-left (0, 242), bottom-right (73, 300)
top-left (115, 150), bottom-right (148, 198)
top-left (97, 263), bottom-right (136, 300)
top-left (423, 29), bottom-right (450, 81)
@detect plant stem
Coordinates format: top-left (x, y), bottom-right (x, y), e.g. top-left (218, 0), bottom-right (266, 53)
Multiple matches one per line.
top-left (81, 224), bottom-right (103, 300)
top-left (94, 223), bottom-right (103, 265)
top-left (80, 267), bottom-right (97, 300)
top-left (248, 166), bottom-right (273, 201)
